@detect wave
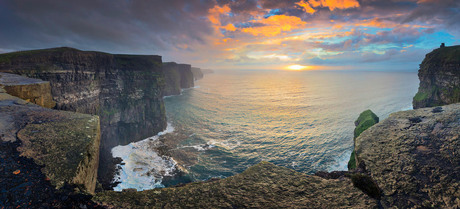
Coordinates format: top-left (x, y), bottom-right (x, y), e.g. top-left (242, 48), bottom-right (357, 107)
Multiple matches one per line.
top-left (111, 123), bottom-right (176, 191)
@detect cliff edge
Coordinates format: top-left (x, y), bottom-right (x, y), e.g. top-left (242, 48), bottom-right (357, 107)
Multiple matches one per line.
top-left (413, 45), bottom-right (460, 108)
top-left (0, 74), bottom-right (100, 195)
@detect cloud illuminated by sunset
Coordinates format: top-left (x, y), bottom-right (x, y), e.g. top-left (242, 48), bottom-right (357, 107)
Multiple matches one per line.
top-left (0, 0), bottom-right (459, 71)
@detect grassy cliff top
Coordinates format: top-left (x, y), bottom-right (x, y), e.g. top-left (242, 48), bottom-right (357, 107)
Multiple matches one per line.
top-left (422, 45), bottom-right (460, 65)
top-left (0, 47), bottom-right (162, 65)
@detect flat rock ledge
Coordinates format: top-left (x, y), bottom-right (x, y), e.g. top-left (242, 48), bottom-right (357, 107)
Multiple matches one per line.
top-left (94, 161), bottom-right (378, 208)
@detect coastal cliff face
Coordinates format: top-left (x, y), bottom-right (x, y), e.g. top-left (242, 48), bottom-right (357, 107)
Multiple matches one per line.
top-left (413, 46), bottom-right (460, 108)
top-left (191, 67), bottom-right (204, 80)
top-left (162, 62), bottom-right (194, 96)
top-left (0, 75), bottom-right (100, 195)
top-left (0, 47), bottom-right (168, 188)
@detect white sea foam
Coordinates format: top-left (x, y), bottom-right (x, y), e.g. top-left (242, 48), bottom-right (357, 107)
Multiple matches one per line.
top-left (327, 150), bottom-right (352, 172)
top-left (111, 123), bottom-right (176, 191)
top-left (177, 142), bottom-right (216, 151)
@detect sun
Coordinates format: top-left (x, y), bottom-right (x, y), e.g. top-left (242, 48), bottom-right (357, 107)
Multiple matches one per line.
top-left (285, 64), bottom-right (310, 71)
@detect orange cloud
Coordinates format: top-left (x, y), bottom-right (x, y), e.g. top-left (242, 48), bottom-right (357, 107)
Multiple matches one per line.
top-left (208, 5), bottom-right (231, 25)
top-left (222, 23), bottom-right (237, 31)
top-left (242, 15), bottom-right (307, 36)
top-left (296, 0), bottom-right (316, 14)
top-left (297, 0), bottom-right (360, 13)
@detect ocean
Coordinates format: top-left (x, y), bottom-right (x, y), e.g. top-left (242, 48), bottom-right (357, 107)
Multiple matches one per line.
top-left (112, 70), bottom-right (419, 191)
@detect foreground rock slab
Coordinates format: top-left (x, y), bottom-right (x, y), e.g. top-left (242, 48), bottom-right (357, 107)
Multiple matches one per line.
top-left (0, 80), bottom-right (100, 194)
top-left (356, 103), bottom-right (460, 208)
top-left (94, 161), bottom-right (378, 208)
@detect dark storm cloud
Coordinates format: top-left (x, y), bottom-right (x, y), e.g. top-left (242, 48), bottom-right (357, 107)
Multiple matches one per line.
top-left (0, 0), bottom-right (216, 53)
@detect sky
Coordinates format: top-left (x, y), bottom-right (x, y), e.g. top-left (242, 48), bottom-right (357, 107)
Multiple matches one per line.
top-left (0, 0), bottom-right (459, 71)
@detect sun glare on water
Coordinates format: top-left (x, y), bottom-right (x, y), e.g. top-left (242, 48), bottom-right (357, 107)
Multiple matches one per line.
top-left (285, 64), bottom-right (310, 71)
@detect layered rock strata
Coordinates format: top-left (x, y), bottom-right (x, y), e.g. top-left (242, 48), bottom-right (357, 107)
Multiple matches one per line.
top-left (0, 72), bottom-right (55, 108)
top-left (162, 62), bottom-right (194, 96)
top-left (0, 47), bottom-right (167, 188)
top-left (413, 45), bottom-right (460, 108)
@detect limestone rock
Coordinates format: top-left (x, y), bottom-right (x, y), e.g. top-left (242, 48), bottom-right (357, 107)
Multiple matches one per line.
top-left (0, 72), bottom-right (55, 108)
top-left (0, 86), bottom-right (100, 194)
top-left (94, 161), bottom-right (378, 208)
top-left (355, 104), bottom-right (460, 208)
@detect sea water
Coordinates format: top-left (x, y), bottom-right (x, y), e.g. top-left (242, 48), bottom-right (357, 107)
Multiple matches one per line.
top-left (113, 70), bottom-right (419, 191)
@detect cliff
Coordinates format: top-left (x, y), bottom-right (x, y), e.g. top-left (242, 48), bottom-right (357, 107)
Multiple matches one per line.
top-left (191, 67), bottom-right (204, 80)
top-left (347, 110), bottom-right (379, 170)
top-left (0, 47), bottom-right (167, 188)
top-left (0, 74), bottom-right (100, 195)
top-left (162, 62), bottom-right (194, 96)
top-left (355, 104), bottom-right (460, 208)
top-left (413, 45), bottom-right (460, 108)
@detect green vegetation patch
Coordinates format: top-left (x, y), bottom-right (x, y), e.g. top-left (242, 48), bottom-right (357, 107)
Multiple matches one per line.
top-left (425, 45), bottom-right (460, 64)
top-left (354, 110), bottom-right (379, 139)
top-left (413, 91), bottom-right (429, 102)
top-left (348, 110), bottom-right (379, 170)
top-left (0, 47), bottom-right (79, 64)
top-left (348, 150), bottom-right (357, 170)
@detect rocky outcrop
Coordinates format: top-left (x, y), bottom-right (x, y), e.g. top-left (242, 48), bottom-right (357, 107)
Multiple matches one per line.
top-left (162, 62), bottom-right (194, 96)
top-left (0, 47), bottom-right (167, 188)
top-left (94, 161), bottom-right (378, 208)
top-left (0, 72), bottom-right (55, 108)
top-left (413, 45), bottom-right (460, 108)
top-left (191, 67), bottom-right (203, 80)
top-left (348, 110), bottom-right (379, 170)
top-left (0, 76), bottom-right (100, 194)
top-left (355, 104), bottom-right (460, 208)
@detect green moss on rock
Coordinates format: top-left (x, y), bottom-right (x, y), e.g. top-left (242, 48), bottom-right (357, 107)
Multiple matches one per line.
top-left (348, 110), bottom-right (379, 170)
